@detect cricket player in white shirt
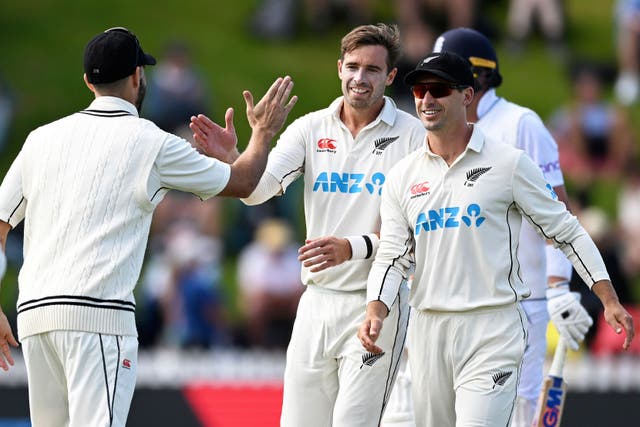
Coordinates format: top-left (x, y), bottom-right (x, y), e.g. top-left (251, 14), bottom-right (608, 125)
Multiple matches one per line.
top-left (193, 23), bottom-right (426, 427)
top-left (382, 27), bottom-right (596, 427)
top-left (0, 27), bottom-right (296, 426)
top-left (358, 51), bottom-right (635, 427)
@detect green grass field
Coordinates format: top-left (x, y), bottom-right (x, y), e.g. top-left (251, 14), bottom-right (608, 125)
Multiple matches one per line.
top-left (1, 0), bottom-right (637, 315)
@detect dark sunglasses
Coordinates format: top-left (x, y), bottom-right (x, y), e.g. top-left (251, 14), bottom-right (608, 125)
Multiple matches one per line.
top-left (412, 82), bottom-right (467, 99)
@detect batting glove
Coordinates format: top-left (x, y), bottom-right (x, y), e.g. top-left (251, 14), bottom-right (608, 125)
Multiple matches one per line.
top-left (547, 283), bottom-right (593, 350)
top-left (0, 250), bottom-right (6, 281)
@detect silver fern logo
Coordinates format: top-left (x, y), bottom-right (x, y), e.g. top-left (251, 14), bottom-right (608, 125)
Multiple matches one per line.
top-left (372, 136), bottom-right (399, 155)
top-left (360, 351), bottom-right (385, 369)
top-left (464, 166), bottom-right (492, 187)
top-left (492, 370), bottom-right (512, 389)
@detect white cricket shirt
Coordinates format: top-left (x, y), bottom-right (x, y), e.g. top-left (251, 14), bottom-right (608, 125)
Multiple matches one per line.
top-left (368, 125), bottom-right (609, 311)
top-left (476, 89), bottom-right (565, 298)
top-left (265, 96), bottom-right (426, 291)
top-left (0, 96), bottom-right (230, 339)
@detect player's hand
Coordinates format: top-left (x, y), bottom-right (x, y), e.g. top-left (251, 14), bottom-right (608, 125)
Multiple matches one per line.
top-left (602, 301), bottom-right (635, 351)
top-left (245, 76), bottom-right (297, 138)
top-left (358, 301), bottom-right (389, 354)
top-left (298, 236), bottom-right (351, 273)
top-left (0, 310), bottom-right (19, 372)
top-left (190, 110), bottom-right (239, 163)
top-left (547, 285), bottom-right (593, 350)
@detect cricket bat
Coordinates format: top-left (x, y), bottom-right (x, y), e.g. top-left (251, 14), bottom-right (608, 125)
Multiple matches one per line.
top-left (531, 339), bottom-right (568, 427)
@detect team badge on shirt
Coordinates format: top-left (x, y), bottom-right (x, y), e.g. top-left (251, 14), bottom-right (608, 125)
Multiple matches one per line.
top-left (464, 166), bottom-right (492, 187)
top-left (372, 136), bottom-right (399, 155)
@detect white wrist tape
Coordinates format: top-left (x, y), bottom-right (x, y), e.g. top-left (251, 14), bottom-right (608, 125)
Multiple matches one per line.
top-left (545, 245), bottom-right (573, 280)
top-left (346, 234), bottom-right (380, 260)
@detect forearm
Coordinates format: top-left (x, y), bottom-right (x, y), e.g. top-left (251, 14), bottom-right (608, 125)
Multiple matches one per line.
top-left (218, 128), bottom-right (275, 198)
top-left (591, 280), bottom-right (621, 307)
top-left (241, 172), bottom-right (281, 206)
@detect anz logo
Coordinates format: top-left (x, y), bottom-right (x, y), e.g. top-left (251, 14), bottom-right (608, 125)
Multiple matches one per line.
top-left (415, 203), bottom-right (485, 235)
top-left (312, 171), bottom-right (385, 195)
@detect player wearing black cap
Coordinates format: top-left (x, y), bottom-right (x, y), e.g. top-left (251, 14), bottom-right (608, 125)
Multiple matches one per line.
top-left (381, 28), bottom-right (596, 427)
top-left (0, 27), bottom-right (296, 426)
top-left (360, 48), bottom-right (634, 427)
top-left (432, 27), bottom-right (595, 427)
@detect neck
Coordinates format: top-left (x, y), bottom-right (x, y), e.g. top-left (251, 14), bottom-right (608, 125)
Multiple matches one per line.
top-left (427, 123), bottom-right (473, 166)
top-left (466, 90), bottom-right (485, 123)
top-left (340, 98), bottom-right (384, 138)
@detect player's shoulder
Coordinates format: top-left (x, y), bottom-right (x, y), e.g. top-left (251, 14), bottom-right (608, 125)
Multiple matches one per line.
top-left (499, 97), bottom-right (546, 126)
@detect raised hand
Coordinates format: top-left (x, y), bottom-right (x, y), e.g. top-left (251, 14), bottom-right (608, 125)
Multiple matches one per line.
top-left (245, 76), bottom-right (297, 138)
top-left (190, 108), bottom-right (239, 163)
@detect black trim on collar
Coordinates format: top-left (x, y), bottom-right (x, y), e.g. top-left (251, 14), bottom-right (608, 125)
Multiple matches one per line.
top-left (79, 109), bottom-right (134, 117)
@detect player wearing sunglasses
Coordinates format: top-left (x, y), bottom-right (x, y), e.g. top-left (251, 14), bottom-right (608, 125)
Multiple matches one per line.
top-left (359, 51), bottom-right (634, 427)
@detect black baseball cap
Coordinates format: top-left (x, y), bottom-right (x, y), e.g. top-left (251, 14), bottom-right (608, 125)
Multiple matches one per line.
top-left (84, 27), bottom-right (156, 84)
top-left (432, 28), bottom-right (503, 87)
top-left (404, 51), bottom-right (474, 88)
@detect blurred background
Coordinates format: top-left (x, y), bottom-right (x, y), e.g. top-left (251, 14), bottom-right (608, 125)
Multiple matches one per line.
top-left (1, 0), bottom-right (639, 425)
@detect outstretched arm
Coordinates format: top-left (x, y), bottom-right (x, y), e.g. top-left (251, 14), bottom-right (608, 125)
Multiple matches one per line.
top-left (191, 76), bottom-right (298, 198)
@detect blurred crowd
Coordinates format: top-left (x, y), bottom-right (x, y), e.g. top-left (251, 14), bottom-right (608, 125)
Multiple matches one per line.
top-left (1, 1), bottom-right (640, 357)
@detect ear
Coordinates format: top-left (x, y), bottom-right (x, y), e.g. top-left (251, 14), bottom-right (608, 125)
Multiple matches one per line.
top-left (132, 67), bottom-right (142, 89)
top-left (337, 59), bottom-right (343, 78)
top-left (386, 67), bottom-right (397, 86)
top-left (462, 86), bottom-right (475, 106)
top-left (83, 74), bottom-right (96, 93)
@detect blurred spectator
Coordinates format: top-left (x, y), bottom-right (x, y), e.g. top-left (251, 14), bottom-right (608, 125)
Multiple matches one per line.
top-left (143, 40), bottom-right (211, 134)
top-left (139, 219), bottom-right (229, 349)
top-left (390, 21), bottom-right (435, 114)
top-left (249, 0), bottom-right (374, 40)
top-left (613, 0), bottom-right (640, 105)
top-left (0, 73), bottom-right (14, 154)
top-left (505, 0), bottom-right (566, 57)
top-left (618, 159), bottom-right (640, 282)
top-left (548, 60), bottom-right (635, 193)
top-left (237, 218), bottom-right (303, 348)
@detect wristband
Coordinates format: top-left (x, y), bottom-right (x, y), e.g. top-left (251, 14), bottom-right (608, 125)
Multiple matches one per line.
top-left (545, 245), bottom-right (573, 280)
top-left (346, 234), bottom-right (380, 260)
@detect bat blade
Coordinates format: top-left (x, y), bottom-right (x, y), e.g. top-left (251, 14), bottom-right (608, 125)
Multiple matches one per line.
top-left (531, 340), bottom-right (568, 427)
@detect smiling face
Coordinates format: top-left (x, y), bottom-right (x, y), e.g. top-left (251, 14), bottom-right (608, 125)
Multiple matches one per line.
top-left (412, 76), bottom-right (473, 132)
top-left (338, 44), bottom-right (396, 112)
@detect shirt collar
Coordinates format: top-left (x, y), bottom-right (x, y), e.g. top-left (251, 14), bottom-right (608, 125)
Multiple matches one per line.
top-left (422, 123), bottom-right (485, 156)
top-left (476, 88), bottom-right (499, 119)
top-left (328, 96), bottom-right (398, 127)
top-left (86, 96), bottom-right (139, 117)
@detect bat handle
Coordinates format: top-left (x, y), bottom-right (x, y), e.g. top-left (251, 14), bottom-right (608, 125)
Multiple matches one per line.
top-left (548, 339), bottom-right (568, 378)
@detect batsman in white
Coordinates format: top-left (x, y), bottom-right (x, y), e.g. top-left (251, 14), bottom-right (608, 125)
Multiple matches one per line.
top-left (192, 23), bottom-right (426, 426)
top-left (358, 51), bottom-right (635, 427)
top-left (381, 27), bottom-right (596, 427)
top-left (0, 26), bottom-right (296, 427)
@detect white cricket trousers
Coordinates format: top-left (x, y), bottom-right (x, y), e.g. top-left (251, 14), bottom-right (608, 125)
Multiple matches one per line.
top-left (281, 284), bottom-right (410, 427)
top-left (22, 331), bottom-right (138, 427)
top-left (511, 299), bottom-right (549, 427)
top-left (409, 304), bottom-right (527, 427)
top-left (380, 345), bottom-right (415, 427)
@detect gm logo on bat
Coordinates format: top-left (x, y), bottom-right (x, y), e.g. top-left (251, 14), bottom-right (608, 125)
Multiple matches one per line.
top-left (542, 377), bottom-right (564, 427)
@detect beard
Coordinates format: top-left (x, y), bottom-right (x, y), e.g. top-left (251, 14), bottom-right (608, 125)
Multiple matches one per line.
top-left (135, 77), bottom-right (147, 112)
